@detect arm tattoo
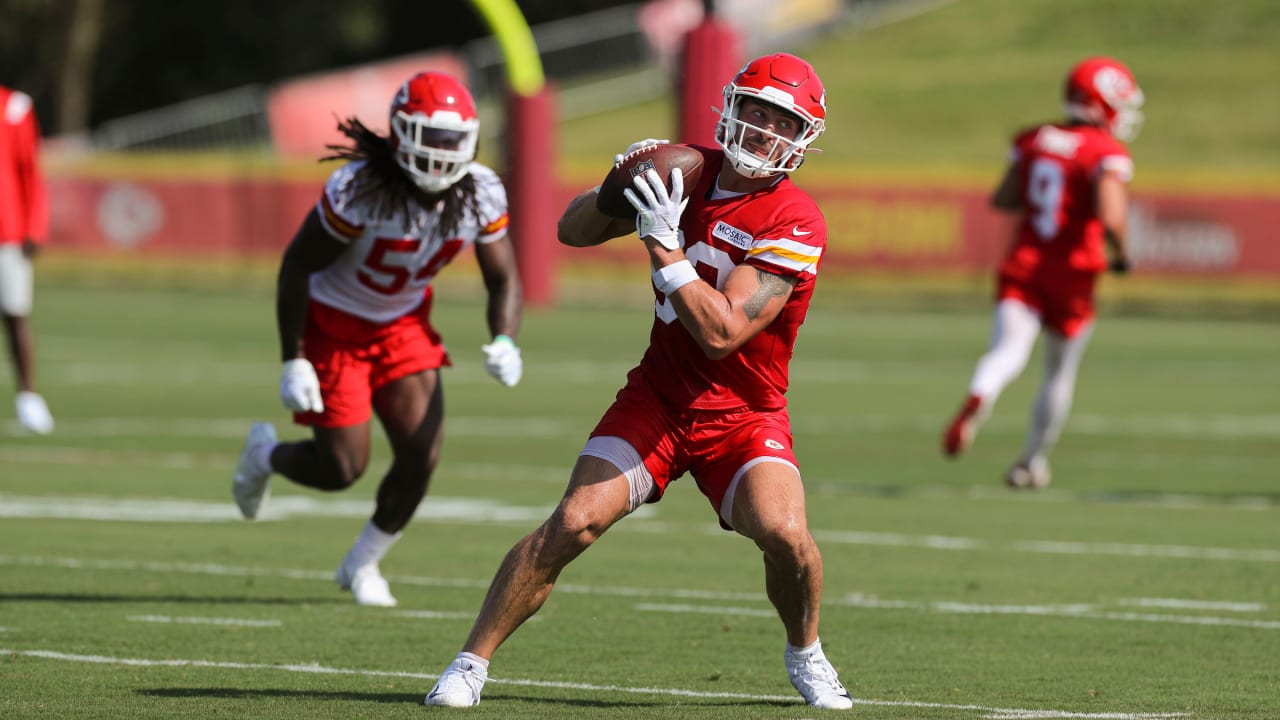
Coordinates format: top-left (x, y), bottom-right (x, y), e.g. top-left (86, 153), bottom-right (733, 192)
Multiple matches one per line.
top-left (743, 269), bottom-right (797, 320)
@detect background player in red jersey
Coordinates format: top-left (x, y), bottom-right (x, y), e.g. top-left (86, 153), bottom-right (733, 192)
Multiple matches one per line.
top-left (0, 84), bottom-right (54, 435)
top-left (426, 53), bottom-right (853, 711)
top-left (231, 71), bottom-right (523, 606)
top-left (942, 56), bottom-right (1142, 489)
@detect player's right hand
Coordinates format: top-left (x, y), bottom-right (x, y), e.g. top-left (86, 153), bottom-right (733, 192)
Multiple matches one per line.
top-left (279, 358), bottom-right (324, 413)
top-left (1108, 257), bottom-right (1132, 275)
top-left (625, 167), bottom-right (687, 251)
top-left (481, 335), bottom-right (523, 388)
top-left (614, 138), bottom-right (668, 165)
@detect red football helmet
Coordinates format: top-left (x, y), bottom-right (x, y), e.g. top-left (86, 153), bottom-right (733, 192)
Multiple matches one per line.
top-left (389, 72), bottom-right (480, 193)
top-left (1064, 56), bottom-right (1144, 141)
top-left (715, 53), bottom-right (827, 178)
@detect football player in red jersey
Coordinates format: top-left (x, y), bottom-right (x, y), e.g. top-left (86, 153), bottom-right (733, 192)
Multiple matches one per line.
top-left (0, 84), bottom-right (54, 435)
top-left (427, 53), bottom-right (853, 711)
top-left (231, 72), bottom-right (523, 606)
top-left (942, 57), bottom-right (1142, 489)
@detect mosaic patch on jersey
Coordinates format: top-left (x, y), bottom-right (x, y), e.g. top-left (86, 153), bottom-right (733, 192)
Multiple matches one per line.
top-left (711, 221), bottom-right (753, 250)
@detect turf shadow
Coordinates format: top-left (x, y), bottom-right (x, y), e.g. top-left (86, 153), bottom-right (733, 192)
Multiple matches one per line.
top-left (139, 687), bottom-right (417, 704)
top-left (138, 687), bottom-right (795, 710)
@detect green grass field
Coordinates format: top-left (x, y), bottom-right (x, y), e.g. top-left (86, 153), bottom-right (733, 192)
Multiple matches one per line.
top-left (7, 3), bottom-right (1280, 717)
top-left (1, 279), bottom-right (1276, 720)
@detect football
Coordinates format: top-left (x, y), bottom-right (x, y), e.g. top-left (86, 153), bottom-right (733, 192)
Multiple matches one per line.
top-left (596, 143), bottom-right (705, 219)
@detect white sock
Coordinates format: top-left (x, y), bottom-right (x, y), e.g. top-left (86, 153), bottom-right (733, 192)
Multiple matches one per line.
top-left (344, 519), bottom-right (402, 569)
top-left (786, 638), bottom-right (823, 661)
top-left (457, 651), bottom-right (489, 671)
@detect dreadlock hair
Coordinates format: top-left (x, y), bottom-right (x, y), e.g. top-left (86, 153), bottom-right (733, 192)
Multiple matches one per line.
top-left (323, 116), bottom-right (480, 237)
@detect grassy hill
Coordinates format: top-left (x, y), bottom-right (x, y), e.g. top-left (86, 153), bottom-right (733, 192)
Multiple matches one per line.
top-left (39, 0), bottom-right (1280, 315)
top-left (555, 0), bottom-right (1280, 191)
top-left (54, 1), bottom-right (1279, 191)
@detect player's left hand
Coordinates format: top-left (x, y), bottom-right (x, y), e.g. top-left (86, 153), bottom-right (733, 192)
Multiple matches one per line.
top-left (624, 168), bottom-right (687, 251)
top-left (614, 138), bottom-right (668, 165)
top-left (1109, 257), bottom-right (1131, 275)
top-left (482, 335), bottom-right (522, 387)
top-left (279, 358), bottom-right (324, 413)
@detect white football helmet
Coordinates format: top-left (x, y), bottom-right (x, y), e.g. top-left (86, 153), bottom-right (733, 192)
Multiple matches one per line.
top-left (715, 53), bottom-right (827, 179)
top-left (389, 72), bottom-right (479, 193)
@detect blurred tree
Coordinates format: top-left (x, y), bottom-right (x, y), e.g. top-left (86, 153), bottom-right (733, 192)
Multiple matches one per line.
top-left (56, 0), bottom-right (103, 133)
top-left (0, 0), bottom-right (636, 135)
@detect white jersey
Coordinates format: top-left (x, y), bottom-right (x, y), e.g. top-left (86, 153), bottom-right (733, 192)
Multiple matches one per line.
top-left (309, 160), bottom-right (509, 323)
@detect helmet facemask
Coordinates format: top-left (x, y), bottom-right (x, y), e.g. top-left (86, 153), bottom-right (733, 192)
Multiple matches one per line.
top-left (716, 90), bottom-right (823, 179)
top-left (1099, 76), bottom-right (1144, 142)
top-left (1064, 60), bottom-right (1145, 142)
top-left (390, 110), bottom-right (478, 194)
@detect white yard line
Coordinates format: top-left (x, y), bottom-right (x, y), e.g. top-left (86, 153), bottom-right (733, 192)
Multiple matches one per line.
top-left (0, 415), bottom-right (577, 439)
top-left (3, 554), bottom-right (1275, 632)
top-left (127, 615), bottom-right (282, 627)
top-left (391, 610), bottom-right (483, 620)
top-left (640, 599), bottom-right (1280, 631)
top-left (1117, 598), bottom-right (1266, 612)
top-left (0, 492), bottom-right (1272, 560)
top-left (0, 647), bottom-right (1188, 719)
top-left (811, 530), bottom-right (1280, 563)
top-left (0, 494), bottom-right (556, 524)
top-left (6, 409), bottom-right (1280, 439)
top-left (633, 603), bottom-right (777, 618)
top-left (794, 411), bottom-right (1280, 439)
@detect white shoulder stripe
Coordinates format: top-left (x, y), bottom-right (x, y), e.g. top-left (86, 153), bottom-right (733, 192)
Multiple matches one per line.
top-left (6, 91), bottom-right (32, 124)
top-left (764, 236), bottom-right (823, 257)
top-left (750, 252), bottom-right (818, 275)
top-left (747, 244), bottom-right (821, 274)
top-left (1100, 155), bottom-right (1134, 182)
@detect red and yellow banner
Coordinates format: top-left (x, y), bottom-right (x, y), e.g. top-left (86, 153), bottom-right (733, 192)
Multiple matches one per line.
top-left (44, 174), bottom-right (1280, 278)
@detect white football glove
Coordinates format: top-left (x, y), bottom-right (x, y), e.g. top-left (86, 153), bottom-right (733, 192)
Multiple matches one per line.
top-left (613, 138), bottom-right (669, 165)
top-left (279, 358), bottom-right (324, 413)
top-left (482, 335), bottom-right (522, 387)
top-left (623, 167), bottom-right (687, 251)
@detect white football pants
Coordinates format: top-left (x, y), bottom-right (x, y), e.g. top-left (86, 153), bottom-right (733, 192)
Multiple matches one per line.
top-left (968, 298), bottom-right (1095, 464)
top-left (0, 243), bottom-right (34, 316)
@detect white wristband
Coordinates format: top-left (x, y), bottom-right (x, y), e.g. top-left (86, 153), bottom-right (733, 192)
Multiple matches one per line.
top-left (652, 260), bottom-right (698, 296)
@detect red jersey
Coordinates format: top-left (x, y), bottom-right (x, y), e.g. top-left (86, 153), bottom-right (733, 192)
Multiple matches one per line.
top-left (1000, 122), bottom-right (1132, 275)
top-left (626, 146), bottom-right (826, 412)
top-left (0, 86), bottom-right (48, 245)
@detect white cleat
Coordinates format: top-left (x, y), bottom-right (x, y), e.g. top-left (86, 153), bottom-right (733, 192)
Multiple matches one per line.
top-left (787, 649), bottom-right (854, 710)
top-left (1006, 457), bottom-right (1051, 489)
top-left (15, 391), bottom-right (54, 435)
top-left (336, 561), bottom-right (397, 607)
top-left (424, 657), bottom-right (488, 707)
top-left (232, 422), bottom-right (276, 519)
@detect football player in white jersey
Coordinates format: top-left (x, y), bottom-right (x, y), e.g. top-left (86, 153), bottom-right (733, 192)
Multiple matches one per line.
top-left (232, 71), bottom-right (523, 607)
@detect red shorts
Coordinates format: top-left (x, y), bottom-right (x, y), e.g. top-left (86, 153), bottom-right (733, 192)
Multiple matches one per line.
top-left (590, 383), bottom-right (798, 528)
top-left (996, 268), bottom-right (1098, 338)
top-left (297, 295), bottom-right (450, 428)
